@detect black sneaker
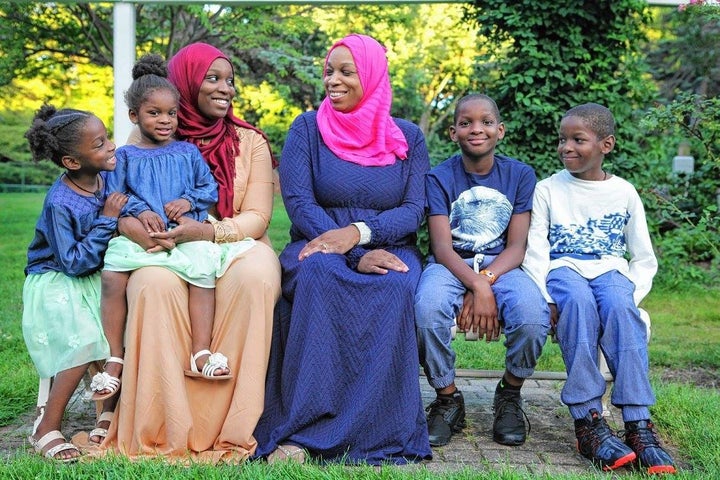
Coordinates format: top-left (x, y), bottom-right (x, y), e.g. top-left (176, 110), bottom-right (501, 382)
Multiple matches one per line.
top-left (425, 390), bottom-right (466, 447)
top-left (575, 409), bottom-right (636, 471)
top-left (492, 389), bottom-right (529, 445)
top-left (622, 419), bottom-right (677, 475)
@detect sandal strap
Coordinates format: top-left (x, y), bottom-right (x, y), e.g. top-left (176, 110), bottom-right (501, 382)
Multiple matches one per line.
top-left (276, 444), bottom-right (304, 458)
top-left (89, 427), bottom-right (108, 441)
top-left (98, 411), bottom-right (114, 423)
top-left (201, 352), bottom-right (229, 377)
top-left (31, 430), bottom-right (65, 451)
top-left (44, 441), bottom-right (80, 459)
top-left (90, 372), bottom-right (121, 394)
top-left (105, 356), bottom-right (124, 366)
top-left (191, 350), bottom-right (213, 365)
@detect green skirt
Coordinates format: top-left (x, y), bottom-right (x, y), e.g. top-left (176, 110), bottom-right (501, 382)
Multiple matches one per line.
top-left (22, 271), bottom-right (109, 378)
top-left (103, 236), bottom-right (256, 288)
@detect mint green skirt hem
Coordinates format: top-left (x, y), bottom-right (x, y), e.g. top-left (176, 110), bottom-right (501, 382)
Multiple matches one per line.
top-left (103, 236), bottom-right (256, 288)
top-left (22, 272), bottom-right (109, 378)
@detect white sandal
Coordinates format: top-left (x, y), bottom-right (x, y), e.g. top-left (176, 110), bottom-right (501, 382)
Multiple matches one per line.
top-left (28, 430), bottom-right (81, 463)
top-left (267, 444), bottom-right (306, 464)
top-left (184, 349), bottom-right (232, 380)
top-left (90, 356), bottom-right (124, 401)
top-left (88, 411), bottom-right (114, 444)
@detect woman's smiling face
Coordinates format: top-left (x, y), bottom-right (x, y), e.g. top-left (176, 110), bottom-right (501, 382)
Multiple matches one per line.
top-left (197, 58), bottom-right (236, 120)
top-left (324, 46), bottom-right (364, 113)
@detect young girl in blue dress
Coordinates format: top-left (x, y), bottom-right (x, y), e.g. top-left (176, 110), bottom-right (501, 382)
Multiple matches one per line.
top-left (23, 104), bottom-right (127, 461)
top-left (89, 55), bottom-right (256, 409)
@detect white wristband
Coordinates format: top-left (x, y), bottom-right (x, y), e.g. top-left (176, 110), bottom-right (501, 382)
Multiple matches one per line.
top-left (351, 222), bottom-right (372, 246)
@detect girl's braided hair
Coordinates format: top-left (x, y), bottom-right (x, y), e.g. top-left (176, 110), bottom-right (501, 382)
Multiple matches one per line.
top-left (24, 104), bottom-right (94, 167)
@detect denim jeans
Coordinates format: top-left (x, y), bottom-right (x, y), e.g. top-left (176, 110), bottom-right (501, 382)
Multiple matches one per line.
top-left (547, 267), bottom-right (655, 422)
top-left (415, 257), bottom-right (550, 390)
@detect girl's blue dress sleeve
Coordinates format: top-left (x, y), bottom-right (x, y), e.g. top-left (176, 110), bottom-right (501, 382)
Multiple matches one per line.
top-left (180, 147), bottom-right (218, 217)
top-left (45, 203), bottom-right (118, 277)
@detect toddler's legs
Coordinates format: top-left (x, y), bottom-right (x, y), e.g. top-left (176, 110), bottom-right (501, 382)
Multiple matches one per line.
top-left (100, 271), bottom-right (129, 381)
top-left (31, 363), bottom-right (88, 461)
top-left (188, 285), bottom-right (228, 376)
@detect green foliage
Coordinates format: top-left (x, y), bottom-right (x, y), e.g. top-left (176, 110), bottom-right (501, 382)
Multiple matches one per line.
top-left (647, 1), bottom-right (720, 99)
top-left (640, 93), bottom-right (720, 287)
top-left (0, 108), bottom-right (64, 185)
top-left (464, 0), bottom-right (657, 180)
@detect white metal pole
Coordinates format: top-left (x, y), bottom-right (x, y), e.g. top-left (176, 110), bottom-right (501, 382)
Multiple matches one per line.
top-left (113, 3), bottom-right (136, 146)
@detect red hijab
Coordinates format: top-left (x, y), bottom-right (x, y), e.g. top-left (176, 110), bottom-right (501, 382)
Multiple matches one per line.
top-left (167, 42), bottom-right (273, 219)
top-left (316, 34), bottom-right (408, 167)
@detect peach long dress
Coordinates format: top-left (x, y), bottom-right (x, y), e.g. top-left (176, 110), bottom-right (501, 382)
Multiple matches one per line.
top-left (97, 127), bottom-right (281, 463)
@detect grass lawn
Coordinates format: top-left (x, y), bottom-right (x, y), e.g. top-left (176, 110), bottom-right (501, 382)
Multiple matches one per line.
top-left (1, 192), bottom-right (719, 478)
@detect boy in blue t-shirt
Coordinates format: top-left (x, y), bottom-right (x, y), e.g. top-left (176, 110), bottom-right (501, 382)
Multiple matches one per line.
top-left (415, 94), bottom-right (550, 447)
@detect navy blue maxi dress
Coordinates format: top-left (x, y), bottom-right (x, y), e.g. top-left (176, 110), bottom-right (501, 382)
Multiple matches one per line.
top-left (254, 111), bottom-right (432, 464)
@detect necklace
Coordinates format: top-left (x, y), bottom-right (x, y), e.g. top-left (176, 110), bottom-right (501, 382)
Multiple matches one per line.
top-left (65, 173), bottom-right (103, 200)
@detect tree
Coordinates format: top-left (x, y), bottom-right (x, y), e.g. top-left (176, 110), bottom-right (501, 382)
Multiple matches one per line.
top-left (647, 1), bottom-right (720, 99)
top-left (0, 3), bottom-right (478, 158)
top-left (464, 0), bottom-right (658, 181)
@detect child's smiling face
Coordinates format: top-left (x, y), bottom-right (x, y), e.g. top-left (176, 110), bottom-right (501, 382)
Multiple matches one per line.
top-left (450, 97), bottom-right (505, 164)
top-left (557, 115), bottom-right (614, 180)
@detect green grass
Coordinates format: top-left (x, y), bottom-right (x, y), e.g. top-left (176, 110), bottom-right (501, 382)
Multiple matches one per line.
top-left (1, 192), bottom-right (719, 478)
top-left (0, 194), bottom-right (43, 424)
top-left (268, 193), bottom-right (291, 254)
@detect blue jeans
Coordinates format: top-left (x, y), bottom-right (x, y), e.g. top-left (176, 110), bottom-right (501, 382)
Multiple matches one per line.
top-left (415, 257), bottom-right (550, 390)
top-left (547, 267), bottom-right (655, 422)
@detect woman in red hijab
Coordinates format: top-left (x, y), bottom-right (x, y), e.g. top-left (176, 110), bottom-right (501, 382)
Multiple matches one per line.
top-left (254, 34), bottom-right (431, 465)
top-left (97, 43), bottom-right (281, 463)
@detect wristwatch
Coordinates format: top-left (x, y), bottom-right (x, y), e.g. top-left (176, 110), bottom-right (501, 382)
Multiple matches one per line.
top-left (479, 269), bottom-right (497, 285)
top-left (351, 222), bottom-right (372, 246)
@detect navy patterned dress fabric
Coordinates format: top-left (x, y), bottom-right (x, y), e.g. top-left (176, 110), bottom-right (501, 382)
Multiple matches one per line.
top-left (254, 112), bottom-right (432, 464)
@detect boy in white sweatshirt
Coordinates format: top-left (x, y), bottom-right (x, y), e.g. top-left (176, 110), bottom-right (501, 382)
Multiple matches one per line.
top-left (523, 103), bottom-right (676, 475)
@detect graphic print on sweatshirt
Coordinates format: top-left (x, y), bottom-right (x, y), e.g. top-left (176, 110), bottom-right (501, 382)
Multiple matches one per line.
top-left (450, 185), bottom-right (512, 254)
top-left (549, 211), bottom-right (630, 257)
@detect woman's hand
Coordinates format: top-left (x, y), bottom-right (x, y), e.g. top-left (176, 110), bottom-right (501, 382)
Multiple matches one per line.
top-left (357, 249), bottom-right (408, 274)
top-left (149, 215), bottom-right (213, 247)
top-left (298, 225), bottom-right (361, 260)
top-left (118, 216), bottom-right (175, 252)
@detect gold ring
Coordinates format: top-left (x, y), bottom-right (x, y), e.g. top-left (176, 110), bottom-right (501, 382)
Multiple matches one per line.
top-left (321, 243), bottom-right (328, 250)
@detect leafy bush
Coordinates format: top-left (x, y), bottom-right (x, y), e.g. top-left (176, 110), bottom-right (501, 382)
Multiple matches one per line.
top-left (641, 93), bottom-right (720, 287)
top-left (464, 0), bottom-right (657, 180)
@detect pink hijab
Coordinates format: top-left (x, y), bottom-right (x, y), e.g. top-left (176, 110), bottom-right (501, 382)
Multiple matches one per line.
top-left (167, 42), bottom-right (274, 219)
top-left (316, 34), bottom-right (408, 167)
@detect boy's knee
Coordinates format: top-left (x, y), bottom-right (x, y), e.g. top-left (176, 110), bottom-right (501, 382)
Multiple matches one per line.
top-left (507, 322), bottom-right (550, 344)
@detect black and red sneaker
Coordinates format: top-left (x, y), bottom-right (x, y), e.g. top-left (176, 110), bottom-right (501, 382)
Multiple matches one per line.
top-left (622, 419), bottom-right (677, 475)
top-left (574, 409), bottom-right (636, 471)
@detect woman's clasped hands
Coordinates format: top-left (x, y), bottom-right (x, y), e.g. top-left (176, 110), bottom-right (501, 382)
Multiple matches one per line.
top-left (298, 224), bottom-right (409, 275)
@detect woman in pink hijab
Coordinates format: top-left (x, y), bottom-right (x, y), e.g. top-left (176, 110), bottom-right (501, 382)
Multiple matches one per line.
top-left (254, 34), bottom-right (432, 465)
top-left (93, 43), bottom-right (281, 463)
